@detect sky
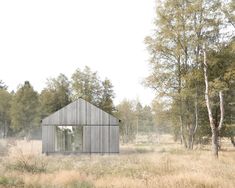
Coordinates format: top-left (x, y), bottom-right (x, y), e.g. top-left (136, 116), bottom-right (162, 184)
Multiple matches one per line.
top-left (0, 0), bottom-right (156, 105)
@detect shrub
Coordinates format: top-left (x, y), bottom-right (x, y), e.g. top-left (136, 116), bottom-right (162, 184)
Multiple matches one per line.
top-left (8, 154), bottom-right (47, 173)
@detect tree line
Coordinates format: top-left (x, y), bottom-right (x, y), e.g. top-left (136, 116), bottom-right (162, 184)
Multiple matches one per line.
top-left (0, 67), bottom-right (156, 142)
top-left (116, 99), bottom-right (160, 143)
top-left (0, 66), bottom-right (115, 138)
top-left (144, 0), bottom-right (235, 157)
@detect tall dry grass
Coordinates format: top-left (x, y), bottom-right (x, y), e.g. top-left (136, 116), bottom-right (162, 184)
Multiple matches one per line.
top-left (0, 136), bottom-right (235, 187)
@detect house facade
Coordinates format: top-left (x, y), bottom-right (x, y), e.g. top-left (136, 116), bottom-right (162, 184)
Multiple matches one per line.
top-left (41, 98), bottom-right (119, 154)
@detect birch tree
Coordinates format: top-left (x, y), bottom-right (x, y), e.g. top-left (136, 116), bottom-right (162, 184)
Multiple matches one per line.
top-left (145, 0), bottom-right (234, 155)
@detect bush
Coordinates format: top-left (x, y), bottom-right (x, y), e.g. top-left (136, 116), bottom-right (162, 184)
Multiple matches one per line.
top-left (8, 154), bottom-right (47, 173)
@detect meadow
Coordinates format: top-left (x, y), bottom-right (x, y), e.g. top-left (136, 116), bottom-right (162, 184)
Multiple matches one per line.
top-left (0, 135), bottom-right (235, 188)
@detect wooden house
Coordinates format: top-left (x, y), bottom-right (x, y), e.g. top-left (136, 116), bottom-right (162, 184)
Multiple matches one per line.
top-left (41, 98), bottom-right (119, 154)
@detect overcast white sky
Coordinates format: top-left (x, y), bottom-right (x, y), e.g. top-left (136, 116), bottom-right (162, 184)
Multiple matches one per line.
top-left (0, 0), bottom-right (156, 105)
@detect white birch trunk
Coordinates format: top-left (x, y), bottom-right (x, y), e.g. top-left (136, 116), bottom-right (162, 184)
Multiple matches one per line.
top-left (202, 44), bottom-right (224, 157)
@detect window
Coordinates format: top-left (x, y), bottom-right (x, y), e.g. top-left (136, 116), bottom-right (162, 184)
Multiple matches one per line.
top-left (55, 126), bottom-right (83, 152)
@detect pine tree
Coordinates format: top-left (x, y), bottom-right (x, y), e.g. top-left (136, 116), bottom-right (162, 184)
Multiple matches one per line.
top-left (99, 78), bottom-right (115, 113)
top-left (10, 81), bottom-right (39, 136)
top-left (0, 86), bottom-right (12, 137)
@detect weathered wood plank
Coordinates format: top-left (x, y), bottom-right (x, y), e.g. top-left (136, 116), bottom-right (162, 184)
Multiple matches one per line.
top-left (91, 126), bottom-right (100, 152)
top-left (42, 98), bottom-right (119, 126)
top-left (109, 126), bottom-right (119, 153)
top-left (83, 126), bottom-right (91, 152)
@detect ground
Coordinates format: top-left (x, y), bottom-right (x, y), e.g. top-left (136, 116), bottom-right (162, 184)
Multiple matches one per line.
top-left (0, 135), bottom-right (235, 188)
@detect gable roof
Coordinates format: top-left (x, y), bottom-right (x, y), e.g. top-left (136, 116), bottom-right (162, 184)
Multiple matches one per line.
top-left (42, 98), bottom-right (119, 126)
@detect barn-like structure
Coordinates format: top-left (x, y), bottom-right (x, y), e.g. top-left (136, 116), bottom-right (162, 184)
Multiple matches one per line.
top-left (41, 98), bottom-right (120, 154)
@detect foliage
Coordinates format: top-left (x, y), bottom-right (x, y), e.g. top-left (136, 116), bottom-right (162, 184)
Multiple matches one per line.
top-left (40, 73), bottom-right (71, 118)
top-left (116, 99), bottom-right (137, 143)
top-left (151, 99), bottom-right (172, 134)
top-left (1, 66), bottom-right (115, 136)
top-left (99, 78), bottom-right (115, 114)
top-left (116, 99), bottom-right (155, 143)
top-left (145, 0), bottom-right (235, 151)
top-left (71, 66), bottom-right (102, 106)
top-left (10, 81), bottom-right (39, 135)
top-left (71, 66), bottom-right (115, 113)
top-left (0, 88), bottom-right (12, 137)
top-left (0, 80), bottom-right (7, 90)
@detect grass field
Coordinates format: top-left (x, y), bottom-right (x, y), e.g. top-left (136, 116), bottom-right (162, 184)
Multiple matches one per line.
top-left (0, 135), bottom-right (235, 188)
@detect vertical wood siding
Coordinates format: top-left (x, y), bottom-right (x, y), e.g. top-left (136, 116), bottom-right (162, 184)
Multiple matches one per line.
top-left (42, 98), bottom-right (119, 154)
top-left (42, 98), bottom-right (119, 126)
top-left (42, 126), bottom-right (55, 153)
top-left (82, 125), bottom-right (119, 153)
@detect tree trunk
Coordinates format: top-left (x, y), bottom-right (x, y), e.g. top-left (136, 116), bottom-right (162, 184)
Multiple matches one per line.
top-left (212, 127), bottom-right (219, 157)
top-left (188, 97), bottom-right (199, 150)
top-left (188, 126), bottom-right (195, 150)
top-left (180, 115), bottom-right (188, 148)
top-left (203, 44), bottom-right (224, 157)
top-left (188, 131), bottom-right (193, 149)
top-left (3, 120), bottom-right (7, 138)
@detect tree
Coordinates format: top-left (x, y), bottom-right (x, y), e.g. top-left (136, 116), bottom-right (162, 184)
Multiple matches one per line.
top-left (40, 74), bottom-right (71, 118)
top-left (0, 87), bottom-right (12, 137)
top-left (151, 99), bottom-right (171, 135)
top-left (222, 0), bottom-right (235, 28)
top-left (203, 38), bottom-right (235, 156)
top-left (116, 99), bottom-right (137, 143)
top-left (71, 66), bottom-right (102, 106)
top-left (145, 0), bottom-right (234, 155)
top-left (135, 102), bottom-right (143, 136)
top-left (99, 78), bottom-right (115, 113)
top-left (71, 66), bottom-right (115, 111)
top-left (140, 105), bottom-right (154, 133)
top-left (144, 0), bottom-right (202, 149)
top-left (10, 81), bottom-right (39, 136)
top-left (0, 80), bottom-right (7, 90)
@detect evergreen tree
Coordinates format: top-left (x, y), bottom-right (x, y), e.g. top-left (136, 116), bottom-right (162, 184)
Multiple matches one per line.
top-left (10, 81), bottom-right (39, 136)
top-left (0, 86), bottom-right (12, 137)
top-left (0, 80), bottom-right (7, 90)
top-left (99, 78), bottom-right (115, 113)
